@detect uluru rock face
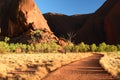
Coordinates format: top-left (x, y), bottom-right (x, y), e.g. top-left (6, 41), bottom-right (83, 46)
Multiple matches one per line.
top-left (73, 0), bottom-right (120, 44)
top-left (44, 13), bottom-right (91, 39)
top-left (0, 0), bottom-right (50, 37)
top-left (0, 0), bottom-right (120, 45)
top-left (44, 0), bottom-right (120, 44)
top-left (105, 0), bottom-right (120, 44)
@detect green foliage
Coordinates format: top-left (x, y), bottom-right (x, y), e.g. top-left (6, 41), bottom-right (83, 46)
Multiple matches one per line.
top-left (105, 45), bottom-right (118, 52)
top-left (63, 41), bottom-right (74, 52)
top-left (30, 29), bottom-right (44, 43)
top-left (0, 41), bottom-right (10, 53)
top-left (117, 44), bottom-right (120, 51)
top-left (97, 42), bottom-right (107, 52)
top-left (63, 42), bottom-right (120, 53)
top-left (0, 37), bottom-right (120, 54)
top-left (77, 42), bottom-right (90, 52)
top-left (97, 42), bottom-right (118, 52)
top-left (64, 42), bottom-right (90, 52)
top-left (4, 37), bottom-right (10, 43)
top-left (90, 44), bottom-right (97, 52)
top-left (72, 42), bottom-right (90, 52)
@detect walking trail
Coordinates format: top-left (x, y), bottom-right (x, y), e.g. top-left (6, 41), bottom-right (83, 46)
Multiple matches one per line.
top-left (42, 54), bottom-right (117, 80)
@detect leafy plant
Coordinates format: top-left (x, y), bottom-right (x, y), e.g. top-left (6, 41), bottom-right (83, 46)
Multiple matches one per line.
top-left (90, 44), bottom-right (97, 52)
top-left (63, 41), bottom-right (74, 52)
top-left (97, 42), bottom-right (107, 52)
top-left (30, 29), bottom-right (43, 43)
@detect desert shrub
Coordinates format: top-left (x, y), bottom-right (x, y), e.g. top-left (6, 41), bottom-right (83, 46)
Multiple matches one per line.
top-left (20, 44), bottom-right (27, 52)
top-left (41, 41), bottom-right (59, 53)
top-left (90, 43), bottom-right (98, 52)
top-left (117, 44), bottom-right (120, 51)
top-left (34, 43), bottom-right (42, 52)
top-left (72, 45), bottom-right (80, 52)
top-left (33, 40), bottom-right (59, 53)
top-left (47, 41), bottom-right (59, 53)
top-left (63, 41), bottom-right (74, 52)
top-left (9, 43), bottom-right (17, 52)
top-left (97, 42), bottom-right (107, 52)
top-left (76, 42), bottom-right (90, 52)
top-left (0, 41), bottom-right (10, 53)
top-left (30, 29), bottom-right (43, 43)
top-left (27, 44), bottom-right (35, 52)
top-left (72, 42), bottom-right (90, 52)
top-left (4, 37), bottom-right (10, 43)
top-left (105, 45), bottom-right (117, 52)
top-left (97, 43), bottom-right (118, 52)
top-left (1, 37), bottom-right (120, 53)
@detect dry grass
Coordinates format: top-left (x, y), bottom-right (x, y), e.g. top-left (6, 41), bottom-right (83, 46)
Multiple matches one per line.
top-left (100, 52), bottom-right (120, 79)
top-left (0, 53), bottom-right (92, 80)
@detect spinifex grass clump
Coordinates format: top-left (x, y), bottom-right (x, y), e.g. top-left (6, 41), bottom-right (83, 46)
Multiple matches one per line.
top-left (100, 52), bottom-right (120, 79)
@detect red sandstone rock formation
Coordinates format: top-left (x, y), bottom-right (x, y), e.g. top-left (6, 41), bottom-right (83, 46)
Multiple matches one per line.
top-left (44, 0), bottom-right (120, 44)
top-left (44, 13), bottom-right (91, 39)
top-left (73, 0), bottom-right (120, 44)
top-left (0, 0), bottom-right (50, 37)
top-left (0, 0), bottom-right (120, 44)
top-left (105, 0), bottom-right (120, 44)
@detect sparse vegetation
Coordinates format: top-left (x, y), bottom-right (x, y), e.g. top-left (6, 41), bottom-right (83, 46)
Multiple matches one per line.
top-left (0, 36), bottom-right (120, 79)
top-left (0, 53), bottom-right (92, 80)
top-left (100, 52), bottom-right (120, 79)
top-left (0, 37), bottom-right (120, 53)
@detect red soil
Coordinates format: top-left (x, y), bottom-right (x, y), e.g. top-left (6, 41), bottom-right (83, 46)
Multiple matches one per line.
top-left (42, 54), bottom-right (117, 80)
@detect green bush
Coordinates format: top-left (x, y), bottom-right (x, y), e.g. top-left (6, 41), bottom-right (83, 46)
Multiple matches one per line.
top-left (90, 44), bottom-right (97, 52)
top-left (1, 37), bottom-right (120, 54)
top-left (0, 41), bottom-right (10, 53)
top-left (76, 42), bottom-right (90, 52)
top-left (117, 44), bottom-right (120, 51)
top-left (97, 42), bottom-right (107, 52)
top-left (105, 45), bottom-right (117, 52)
top-left (63, 41), bottom-right (74, 52)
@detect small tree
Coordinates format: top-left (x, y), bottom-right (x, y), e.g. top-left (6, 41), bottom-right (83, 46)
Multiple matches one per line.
top-left (97, 42), bottom-right (107, 52)
top-left (90, 43), bottom-right (97, 52)
top-left (77, 42), bottom-right (90, 52)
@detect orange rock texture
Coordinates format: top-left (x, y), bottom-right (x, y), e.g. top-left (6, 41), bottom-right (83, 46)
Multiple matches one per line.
top-left (0, 0), bottom-right (50, 37)
top-left (0, 0), bottom-right (120, 44)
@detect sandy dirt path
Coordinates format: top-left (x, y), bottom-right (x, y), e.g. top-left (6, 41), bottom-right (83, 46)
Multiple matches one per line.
top-left (42, 54), bottom-right (117, 80)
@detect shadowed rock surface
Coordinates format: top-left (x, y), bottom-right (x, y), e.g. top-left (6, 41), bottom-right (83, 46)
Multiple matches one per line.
top-left (0, 0), bottom-right (62, 45)
top-left (105, 0), bottom-right (120, 44)
top-left (44, 13), bottom-right (91, 39)
top-left (44, 0), bottom-right (120, 44)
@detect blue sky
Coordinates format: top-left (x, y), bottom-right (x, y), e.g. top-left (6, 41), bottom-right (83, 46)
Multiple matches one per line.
top-left (35, 0), bottom-right (106, 15)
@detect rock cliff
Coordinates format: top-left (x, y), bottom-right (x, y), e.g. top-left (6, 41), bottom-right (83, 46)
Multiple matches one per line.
top-left (44, 0), bottom-right (120, 44)
top-left (0, 0), bottom-right (120, 44)
top-left (105, 0), bottom-right (120, 44)
top-left (0, 0), bottom-right (50, 37)
top-left (44, 13), bottom-right (91, 40)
